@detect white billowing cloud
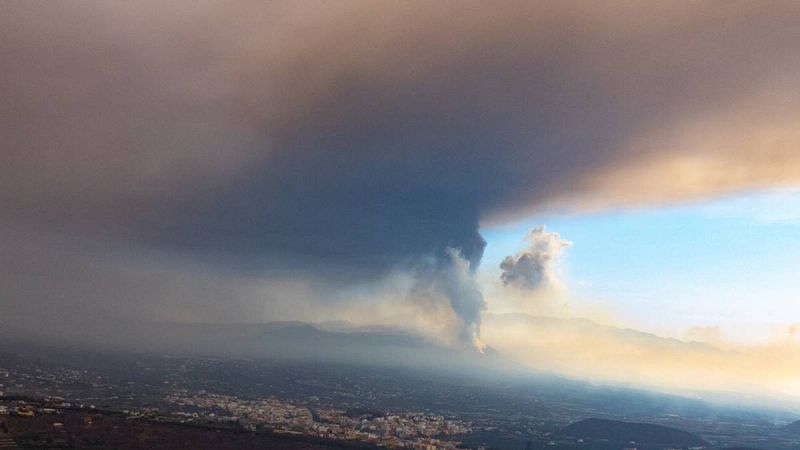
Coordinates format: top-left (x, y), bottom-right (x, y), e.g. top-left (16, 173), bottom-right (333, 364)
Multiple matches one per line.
top-left (500, 226), bottom-right (572, 290)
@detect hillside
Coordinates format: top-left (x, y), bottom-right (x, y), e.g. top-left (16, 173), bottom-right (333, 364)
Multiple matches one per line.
top-left (784, 420), bottom-right (800, 434)
top-left (558, 418), bottom-right (708, 449)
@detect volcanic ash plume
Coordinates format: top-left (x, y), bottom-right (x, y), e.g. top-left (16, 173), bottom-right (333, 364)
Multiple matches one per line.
top-left (410, 247), bottom-right (487, 351)
top-left (440, 248), bottom-right (487, 351)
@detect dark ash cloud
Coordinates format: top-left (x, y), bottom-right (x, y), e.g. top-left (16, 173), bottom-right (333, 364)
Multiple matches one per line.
top-left (2, 1), bottom-right (800, 345)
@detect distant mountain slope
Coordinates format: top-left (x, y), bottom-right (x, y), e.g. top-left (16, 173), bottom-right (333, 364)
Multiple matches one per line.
top-left (0, 318), bottom-right (527, 379)
top-left (558, 418), bottom-right (709, 448)
top-left (485, 313), bottom-right (726, 355)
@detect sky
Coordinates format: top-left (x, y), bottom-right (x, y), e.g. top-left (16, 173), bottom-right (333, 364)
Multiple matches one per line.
top-left (482, 188), bottom-right (800, 343)
top-left (2, 0), bottom-right (800, 401)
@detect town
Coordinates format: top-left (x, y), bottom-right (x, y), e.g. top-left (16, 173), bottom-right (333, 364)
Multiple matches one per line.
top-left (164, 391), bottom-right (471, 448)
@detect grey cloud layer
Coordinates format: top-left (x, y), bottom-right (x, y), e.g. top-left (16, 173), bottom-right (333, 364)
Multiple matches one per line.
top-left (3, 1), bottom-right (800, 335)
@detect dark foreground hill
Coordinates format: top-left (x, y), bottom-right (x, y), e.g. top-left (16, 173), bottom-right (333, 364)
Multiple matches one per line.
top-left (784, 420), bottom-right (800, 433)
top-left (3, 408), bottom-right (378, 450)
top-left (558, 418), bottom-right (708, 449)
